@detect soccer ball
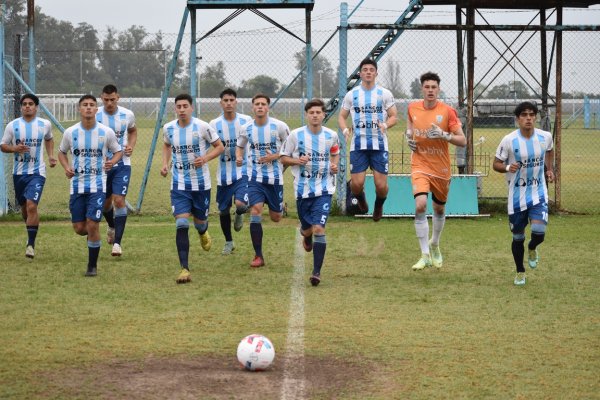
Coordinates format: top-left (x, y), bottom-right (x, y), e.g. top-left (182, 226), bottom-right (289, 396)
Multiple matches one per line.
top-left (237, 334), bottom-right (275, 371)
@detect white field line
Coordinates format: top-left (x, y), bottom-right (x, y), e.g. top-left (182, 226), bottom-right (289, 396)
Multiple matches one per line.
top-left (280, 229), bottom-right (306, 400)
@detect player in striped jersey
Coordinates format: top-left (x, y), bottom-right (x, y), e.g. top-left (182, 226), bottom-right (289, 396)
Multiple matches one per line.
top-left (1, 94), bottom-right (57, 259)
top-left (58, 95), bottom-right (122, 277)
top-left (493, 102), bottom-right (554, 286)
top-left (235, 94), bottom-right (290, 268)
top-left (209, 88), bottom-right (251, 255)
top-left (338, 58), bottom-right (398, 221)
top-left (96, 84), bottom-right (137, 257)
top-left (406, 72), bottom-right (466, 271)
top-left (161, 94), bottom-right (224, 284)
top-left (280, 99), bottom-right (339, 286)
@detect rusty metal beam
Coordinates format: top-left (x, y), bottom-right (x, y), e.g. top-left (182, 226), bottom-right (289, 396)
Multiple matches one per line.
top-left (348, 23), bottom-right (600, 31)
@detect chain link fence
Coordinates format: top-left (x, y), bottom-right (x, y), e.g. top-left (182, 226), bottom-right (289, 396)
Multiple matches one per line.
top-left (2, 23), bottom-right (599, 216)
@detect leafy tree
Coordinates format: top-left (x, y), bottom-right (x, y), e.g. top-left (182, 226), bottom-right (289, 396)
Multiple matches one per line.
top-left (410, 78), bottom-right (421, 99)
top-left (198, 61), bottom-right (231, 98)
top-left (238, 75), bottom-right (281, 98)
top-left (485, 81), bottom-right (531, 99)
top-left (285, 50), bottom-right (337, 99)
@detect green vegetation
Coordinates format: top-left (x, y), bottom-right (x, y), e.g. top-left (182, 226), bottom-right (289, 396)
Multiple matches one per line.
top-left (0, 215), bottom-right (598, 398)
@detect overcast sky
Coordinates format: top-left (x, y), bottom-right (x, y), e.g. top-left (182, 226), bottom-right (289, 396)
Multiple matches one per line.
top-left (34, 0), bottom-right (600, 34)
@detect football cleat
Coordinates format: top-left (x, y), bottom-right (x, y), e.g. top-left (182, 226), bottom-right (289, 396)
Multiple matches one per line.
top-left (222, 241), bottom-right (235, 255)
top-left (25, 245), bottom-right (35, 259)
top-left (111, 243), bottom-right (122, 257)
top-left (309, 273), bottom-right (321, 287)
top-left (528, 249), bottom-right (539, 269)
top-left (200, 231), bottom-right (212, 251)
top-left (250, 256), bottom-right (265, 268)
top-left (85, 267), bottom-right (97, 277)
top-left (411, 254), bottom-right (432, 271)
top-left (234, 213), bottom-right (244, 232)
top-left (372, 203), bottom-right (383, 222)
top-left (429, 240), bottom-right (443, 268)
top-left (107, 227), bottom-right (115, 245)
top-left (176, 268), bottom-right (191, 284)
top-left (514, 272), bottom-right (526, 286)
top-left (357, 196), bottom-right (369, 214)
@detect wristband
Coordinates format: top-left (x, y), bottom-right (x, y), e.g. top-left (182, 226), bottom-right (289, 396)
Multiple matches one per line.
top-left (342, 128), bottom-right (349, 136)
top-left (505, 165), bottom-right (510, 172)
top-left (381, 122), bottom-right (387, 130)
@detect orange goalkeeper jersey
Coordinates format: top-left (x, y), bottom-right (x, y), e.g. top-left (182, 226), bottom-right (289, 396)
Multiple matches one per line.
top-left (407, 101), bottom-right (462, 180)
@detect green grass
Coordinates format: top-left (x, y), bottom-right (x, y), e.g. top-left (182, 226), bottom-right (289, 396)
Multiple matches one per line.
top-left (1, 214), bottom-right (598, 398)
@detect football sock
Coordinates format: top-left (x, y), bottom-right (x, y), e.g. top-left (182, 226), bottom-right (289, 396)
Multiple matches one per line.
top-left (431, 212), bottom-right (446, 246)
top-left (528, 223), bottom-right (546, 250)
top-left (87, 240), bottom-right (101, 269)
top-left (250, 215), bottom-right (263, 257)
top-left (113, 207), bottom-right (127, 245)
top-left (374, 196), bottom-right (386, 209)
top-left (26, 225), bottom-right (38, 247)
top-left (103, 207), bottom-right (115, 228)
top-left (313, 234), bottom-right (326, 275)
top-left (414, 212), bottom-right (430, 254)
top-left (194, 222), bottom-right (208, 235)
top-left (220, 211), bottom-right (233, 241)
top-left (176, 218), bottom-right (190, 269)
top-left (512, 234), bottom-right (526, 273)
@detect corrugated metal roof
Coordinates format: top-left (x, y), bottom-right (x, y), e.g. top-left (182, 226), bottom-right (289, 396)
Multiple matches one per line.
top-left (421, 0), bottom-right (599, 8)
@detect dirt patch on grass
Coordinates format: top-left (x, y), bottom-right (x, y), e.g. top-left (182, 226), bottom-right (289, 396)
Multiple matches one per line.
top-left (41, 354), bottom-right (381, 399)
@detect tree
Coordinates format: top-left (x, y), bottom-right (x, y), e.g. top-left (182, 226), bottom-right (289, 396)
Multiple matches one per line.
top-left (485, 80), bottom-right (531, 99)
top-left (410, 78), bottom-right (421, 99)
top-left (382, 61), bottom-right (407, 98)
top-left (238, 75), bottom-right (281, 98)
top-left (198, 61), bottom-right (230, 98)
top-left (286, 49), bottom-right (337, 99)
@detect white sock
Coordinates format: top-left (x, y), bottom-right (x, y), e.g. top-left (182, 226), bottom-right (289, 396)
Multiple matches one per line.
top-left (431, 212), bottom-right (445, 246)
top-left (414, 212), bottom-right (430, 255)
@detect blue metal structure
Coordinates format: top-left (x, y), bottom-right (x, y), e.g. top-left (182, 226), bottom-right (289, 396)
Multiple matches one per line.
top-left (136, 0), bottom-right (315, 212)
top-left (1, 3), bottom-right (6, 214)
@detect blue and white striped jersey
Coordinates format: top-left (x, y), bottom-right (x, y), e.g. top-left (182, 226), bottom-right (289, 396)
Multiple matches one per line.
top-left (163, 117), bottom-right (220, 191)
top-left (1, 117), bottom-right (53, 177)
top-left (209, 113), bottom-right (252, 186)
top-left (341, 84), bottom-right (395, 151)
top-left (96, 106), bottom-right (136, 166)
top-left (59, 122), bottom-right (121, 194)
top-left (281, 126), bottom-right (340, 199)
top-left (237, 117), bottom-right (289, 185)
top-left (495, 128), bottom-right (554, 215)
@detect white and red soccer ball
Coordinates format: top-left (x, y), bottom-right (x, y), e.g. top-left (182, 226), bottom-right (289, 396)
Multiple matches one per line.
top-left (237, 334), bottom-right (275, 371)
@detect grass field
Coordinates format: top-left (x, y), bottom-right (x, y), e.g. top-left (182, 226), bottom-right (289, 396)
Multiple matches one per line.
top-left (1, 213), bottom-right (598, 399)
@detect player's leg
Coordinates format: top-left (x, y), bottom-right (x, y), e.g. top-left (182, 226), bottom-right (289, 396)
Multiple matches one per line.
top-left (411, 175), bottom-right (432, 270)
top-left (370, 151), bottom-right (389, 222)
top-left (110, 165), bottom-right (131, 256)
top-left (309, 195), bottom-right (332, 286)
top-left (191, 189), bottom-right (212, 252)
top-left (349, 150), bottom-right (369, 213)
top-left (171, 190), bottom-right (193, 283)
top-left (217, 184), bottom-right (234, 254)
top-left (297, 198), bottom-right (313, 252)
top-left (510, 211), bottom-right (528, 285)
top-left (527, 203), bottom-right (548, 269)
top-left (103, 168), bottom-right (116, 244)
top-left (69, 194), bottom-right (88, 236)
top-left (429, 178), bottom-right (450, 268)
top-left (265, 184), bottom-right (284, 223)
top-left (20, 175), bottom-right (45, 258)
top-left (247, 182), bottom-right (266, 267)
top-left (84, 193), bottom-right (104, 277)
top-left (233, 176), bottom-right (249, 232)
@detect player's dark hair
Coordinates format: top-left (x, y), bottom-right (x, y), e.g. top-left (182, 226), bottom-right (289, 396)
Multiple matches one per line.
top-left (304, 98), bottom-right (325, 112)
top-left (175, 93), bottom-right (194, 105)
top-left (78, 94), bottom-right (97, 105)
top-left (420, 72), bottom-right (441, 85)
top-left (252, 93), bottom-right (270, 105)
top-left (220, 88), bottom-right (237, 99)
top-left (20, 93), bottom-right (39, 106)
top-left (359, 58), bottom-right (377, 71)
top-left (101, 84), bottom-right (118, 95)
top-left (514, 101), bottom-right (538, 116)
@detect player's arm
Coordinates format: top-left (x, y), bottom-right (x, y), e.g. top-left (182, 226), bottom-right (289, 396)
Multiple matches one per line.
top-left (194, 138), bottom-right (225, 168)
top-left (105, 132), bottom-right (123, 170)
top-left (338, 108), bottom-right (351, 141)
top-left (330, 152), bottom-right (340, 174)
top-left (448, 126), bottom-right (467, 147)
top-left (379, 104), bottom-right (398, 132)
top-left (44, 136), bottom-right (57, 167)
top-left (124, 126), bottom-right (137, 156)
top-left (58, 151), bottom-right (75, 178)
top-left (404, 113), bottom-right (417, 152)
top-left (545, 148), bottom-right (555, 183)
top-left (1, 129), bottom-right (29, 153)
top-left (493, 157), bottom-right (518, 174)
top-left (161, 143), bottom-right (171, 177)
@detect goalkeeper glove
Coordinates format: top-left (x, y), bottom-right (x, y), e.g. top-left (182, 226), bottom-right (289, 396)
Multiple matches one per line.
top-left (405, 129), bottom-right (417, 152)
top-left (426, 123), bottom-right (452, 141)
